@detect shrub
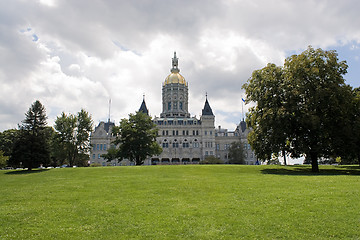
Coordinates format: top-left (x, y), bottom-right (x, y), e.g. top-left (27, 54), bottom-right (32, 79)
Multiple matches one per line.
top-left (90, 163), bottom-right (102, 167)
top-left (200, 156), bottom-right (223, 164)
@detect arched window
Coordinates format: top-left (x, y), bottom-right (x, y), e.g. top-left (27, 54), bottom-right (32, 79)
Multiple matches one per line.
top-left (162, 139), bottom-right (169, 148)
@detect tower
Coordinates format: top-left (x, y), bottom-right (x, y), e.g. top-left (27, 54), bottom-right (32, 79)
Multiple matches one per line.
top-left (200, 94), bottom-right (215, 157)
top-left (160, 52), bottom-right (190, 118)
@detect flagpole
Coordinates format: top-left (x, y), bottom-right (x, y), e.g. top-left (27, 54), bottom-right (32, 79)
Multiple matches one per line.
top-left (108, 98), bottom-right (111, 123)
top-left (241, 96), bottom-right (244, 121)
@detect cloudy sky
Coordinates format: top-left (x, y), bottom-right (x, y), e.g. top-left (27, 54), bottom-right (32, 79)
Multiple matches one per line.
top-left (1, 0), bottom-right (360, 132)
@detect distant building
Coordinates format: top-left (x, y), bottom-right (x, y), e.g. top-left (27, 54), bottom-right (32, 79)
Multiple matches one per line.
top-left (90, 52), bottom-right (257, 166)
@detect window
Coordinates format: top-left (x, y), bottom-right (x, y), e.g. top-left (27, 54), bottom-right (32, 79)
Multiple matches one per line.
top-left (168, 102), bottom-right (171, 110)
top-left (98, 154), bottom-right (101, 159)
top-left (205, 130), bottom-right (207, 135)
top-left (210, 131), bottom-right (212, 135)
top-left (183, 142), bottom-right (189, 148)
top-left (179, 102), bottom-right (183, 110)
top-left (104, 144), bottom-right (107, 151)
top-left (96, 144), bottom-right (99, 150)
top-left (162, 142), bottom-right (169, 148)
top-left (216, 144), bottom-right (220, 150)
top-left (100, 144), bottom-right (103, 151)
top-left (92, 154), bottom-right (95, 159)
top-left (173, 102), bottom-right (177, 109)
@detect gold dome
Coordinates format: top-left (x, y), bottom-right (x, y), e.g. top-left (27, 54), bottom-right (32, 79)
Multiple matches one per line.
top-left (163, 51), bottom-right (188, 86)
top-left (164, 72), bottom-right (187, 86)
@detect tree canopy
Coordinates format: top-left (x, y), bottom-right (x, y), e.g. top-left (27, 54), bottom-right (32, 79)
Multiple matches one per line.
top-left (9, 100), bottom-right (51, 170)
top-left (0, 129), bottom-right (19, 157)
top-left (243, 46), bottom-right (353, 172)
top-left (228, 140), bottom-right (246, 164)
top-left (54, 109), bottom-right (93, 166)
top-left (109, 111), bottom-right (162, 165)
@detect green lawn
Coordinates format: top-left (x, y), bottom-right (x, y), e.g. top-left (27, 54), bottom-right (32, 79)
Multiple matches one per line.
top-left (0, 165), bottom-right (359, 239)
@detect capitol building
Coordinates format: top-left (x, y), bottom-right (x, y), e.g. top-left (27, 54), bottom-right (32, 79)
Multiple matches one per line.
top-left (90, 53), bottom-right (257, 166)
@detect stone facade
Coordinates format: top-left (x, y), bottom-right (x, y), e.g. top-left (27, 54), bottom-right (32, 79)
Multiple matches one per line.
top-left (90, 52), bottom-right (257, 166)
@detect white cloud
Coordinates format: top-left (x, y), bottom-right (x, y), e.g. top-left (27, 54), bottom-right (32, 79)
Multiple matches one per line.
top-left (38, 0), bottom-right (58, 7)
top-left (1, 0), bottom-right (360, 131)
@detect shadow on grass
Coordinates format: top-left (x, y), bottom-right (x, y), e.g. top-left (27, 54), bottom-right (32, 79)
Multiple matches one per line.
top-left (5, 169), bottom-right (50, 175)
top-left (261, 166), bottom-right (360, 176)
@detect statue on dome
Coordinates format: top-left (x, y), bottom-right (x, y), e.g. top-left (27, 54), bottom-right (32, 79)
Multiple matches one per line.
top-left (172, 51), bottom-right (178, 69)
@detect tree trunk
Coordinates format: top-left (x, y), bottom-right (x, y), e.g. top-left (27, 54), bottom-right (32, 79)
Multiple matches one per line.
top-left (310, 151), bottom-right (319, 172)
top-left (282, 149), bottom-right (287, 166)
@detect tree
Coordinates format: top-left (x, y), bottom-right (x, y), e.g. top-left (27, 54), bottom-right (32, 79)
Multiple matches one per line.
top-left (353, 88), bottom-right (360, 165)
top-left (9, 100), bottom-right (50, 170)
top-left (101, 146), bottom-right (118, 162)
top-left (243, 46), bottom-right (353, 172)
top-left (228, 140), bottom-right (246, 164)
top-left (111, 111), bottom-right (162, 165)
top-left (54, 109), bottom-right (93, 166)
top-left (346, 87), bottom-right (360, 165)
top-left (0, 151), bottom-right (8, 169)
top-left (243, 63), bottom-right (291, 164)
top-left (0, 129), bottom-right (20, 157)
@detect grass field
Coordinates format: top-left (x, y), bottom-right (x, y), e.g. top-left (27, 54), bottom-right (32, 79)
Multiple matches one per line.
top-left (0, 165), bottom-right (359, 239)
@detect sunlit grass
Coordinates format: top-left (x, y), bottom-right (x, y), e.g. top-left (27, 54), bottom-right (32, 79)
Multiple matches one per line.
top-left (0, 165), bottom-right (359, 239)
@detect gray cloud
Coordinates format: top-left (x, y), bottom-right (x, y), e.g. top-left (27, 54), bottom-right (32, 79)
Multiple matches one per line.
top-left (1, 0), bottom-right (360, 131)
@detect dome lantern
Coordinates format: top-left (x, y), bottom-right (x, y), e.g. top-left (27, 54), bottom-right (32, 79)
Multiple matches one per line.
top-left (164, 51), bottom-right (187, 86)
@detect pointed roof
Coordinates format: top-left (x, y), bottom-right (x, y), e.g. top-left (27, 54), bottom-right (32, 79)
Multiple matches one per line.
top-left (139, 95), bottom-right (149, 115)
top-left (202, 94), bottom-right (214, 116)
top-left (239, 120), bottom-right (247, 132)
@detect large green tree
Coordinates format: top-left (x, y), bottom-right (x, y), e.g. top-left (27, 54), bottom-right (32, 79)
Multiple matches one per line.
top-left (54, 109), bottom-right (93, 166)
top-left (228, 140), bottom-right (246, 164)
top-left (110, 111), bottom-right (162, 165)
top-left (243, 46), bottom-right (353, 172)
top-left (9, 100), bottom-right (51, 170)
top-left (243, 63), bottom-right (291, 164)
